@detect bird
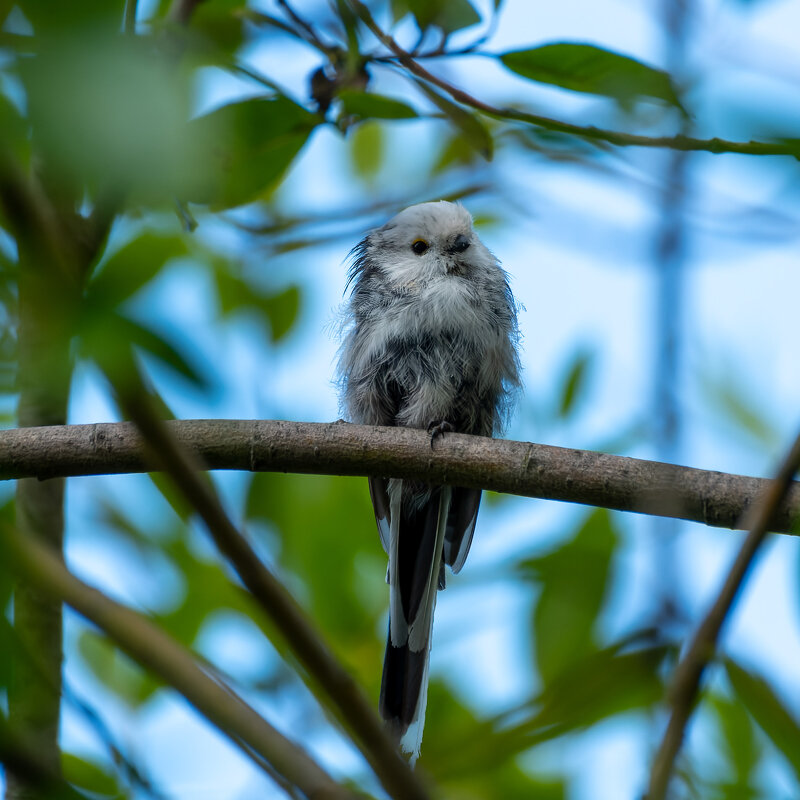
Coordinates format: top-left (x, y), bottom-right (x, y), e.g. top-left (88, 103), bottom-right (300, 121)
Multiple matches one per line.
top-left (337, 200), bottom-right (520, 761)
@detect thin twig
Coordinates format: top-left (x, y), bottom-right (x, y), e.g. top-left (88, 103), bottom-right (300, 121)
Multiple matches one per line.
top-left (347, 0), bottom-right (799, 158)
top-left (646, 428), bottom-right (800, 800)
top-left (1, 420), bottom-right (800, 534)
top-left (115, 391), bottom-right (431, 800)
top-left (1, 523), bottom-right (356, 800)
top-left (124, 0), bottom-right (138, 34)
top-left (276, 0), bottom-right (337, 54)
top-left (371, 45), bottom-right (489, 61)
top-left (224, 183), bottom-right (487, 236)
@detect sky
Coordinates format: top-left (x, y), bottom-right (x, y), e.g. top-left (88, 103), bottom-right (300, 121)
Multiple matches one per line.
top-left (7, 0), bottom-right (800, 797)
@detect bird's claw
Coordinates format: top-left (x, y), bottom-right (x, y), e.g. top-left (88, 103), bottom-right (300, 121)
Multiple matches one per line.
top-left (427, 420), bottom-right (454, 449)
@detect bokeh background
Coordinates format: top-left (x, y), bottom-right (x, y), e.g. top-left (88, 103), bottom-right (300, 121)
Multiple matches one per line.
top-left (2, 0), bottom-right (800, 797)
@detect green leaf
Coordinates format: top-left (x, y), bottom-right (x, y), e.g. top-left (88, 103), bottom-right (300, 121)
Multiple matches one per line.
top-left (706, 692), bottom-right (761, 792)
top-left (725, 658), bottom-right (800, 781)
top-left (436, 643), bottom-right (666, 778)
top-left (245, 473), bottom-right (383, 672)
top-left (0, 93), bottom-right (29, 166)
top-left (433, 132), bottom-right (481, 174)
top-left (405, 0), bottom-right (480, 33)
top-left (189, 0), bottom-right (247, 60)
top-left (21, 33), bottom-right (197, 200)
top-left (81, 311), bottom-right (207, 390)
top-left (521, 508), bottom-right (618, 682)
top-left (214, 271), bottom-right (301, 342)
top-left (97, 502), bottom-right (266, 651)
top-left (123, 317), bottom-right (208, 388)
top-left (259, 285), bottom-right (301, 342)
top-left (0, 617), bottom-right (16, 689)
top-left (87, 233), bottom-right (188, 309)
top-left (339, 90), bottom-right (418, 120)
top-left (350, 120), bottom-right (384, 181)
top-left (415, 80), bottom-right (493, 159)
top-left (62, 752), bottom-right (122, 797)
top-left (157, 538), bottom-right (263, 647)
top-left (421, 682), bottom-right (567, 796)
top-left (699, 363), bottom-right (780, 448)
top-left (189, 95), bottom-right (318, 209)
top-left (557, 347), bottom-right (593, 419)
top-left (147, 471), bottom-right (193, 522)
top-left (77, 630), bottom-right (161, 708)
top-left (18, 0), bottom-right (124, 34)
top-left (530, 645), bottom-right (665, 733)
top-left (500, 42), bottom-right (685, 111)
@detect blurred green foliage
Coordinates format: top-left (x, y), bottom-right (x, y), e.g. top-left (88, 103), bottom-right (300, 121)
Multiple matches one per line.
top-left (0, 0), bottom-right (796, 798)
top-left (501, 43), bottom-right (686, 113)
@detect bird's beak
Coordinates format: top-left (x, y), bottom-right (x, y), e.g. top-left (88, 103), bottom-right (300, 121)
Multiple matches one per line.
top-left (448, 234), bottom-right (471, 254)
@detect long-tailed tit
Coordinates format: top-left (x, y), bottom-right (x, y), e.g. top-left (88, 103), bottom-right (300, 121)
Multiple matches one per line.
top-left (337, 201), bottom-right (521, 760)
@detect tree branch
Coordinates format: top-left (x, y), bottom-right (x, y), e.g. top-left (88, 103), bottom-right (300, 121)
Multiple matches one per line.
top-left (0, 148), bottom-right (83, 800)
top-left (645, 427), bottom-right (800, 800)
top-left (347, 0), bottom-right (799, 159)
top-left (1, 523), bottom-right (357, 800)
top-left (1, 419), bottom-right (799, 534)
top-left (0, 716), bottom-right (88, 800)
top-left (111, 396), bottom-right (431, 800)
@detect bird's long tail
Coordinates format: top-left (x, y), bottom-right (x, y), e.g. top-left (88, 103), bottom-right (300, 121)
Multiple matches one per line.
top-left (380, 484), bottom-right (451, 762)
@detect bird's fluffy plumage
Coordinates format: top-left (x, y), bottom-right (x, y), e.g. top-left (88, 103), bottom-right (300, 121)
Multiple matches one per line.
top-left (337, 201), bottom-right (520, 760)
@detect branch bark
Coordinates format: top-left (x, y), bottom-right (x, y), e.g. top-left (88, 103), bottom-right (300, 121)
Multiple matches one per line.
top-left (1, 419), bottom-right (799, 534)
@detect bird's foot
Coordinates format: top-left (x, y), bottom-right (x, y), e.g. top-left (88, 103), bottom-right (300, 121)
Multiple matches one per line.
top-left (426, 420), bottom-right (454, 449)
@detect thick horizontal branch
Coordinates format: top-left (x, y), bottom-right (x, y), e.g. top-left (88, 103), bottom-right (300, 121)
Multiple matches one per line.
top-left (1, 419), bottom-right (799, 533)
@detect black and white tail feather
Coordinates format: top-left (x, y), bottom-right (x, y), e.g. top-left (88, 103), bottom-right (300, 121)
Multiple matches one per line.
top-left (337, 201), bottom-right (520, 762)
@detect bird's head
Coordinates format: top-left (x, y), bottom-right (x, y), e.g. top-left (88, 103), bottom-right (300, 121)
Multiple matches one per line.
top-left (354, 201), bottom-right (494, 287)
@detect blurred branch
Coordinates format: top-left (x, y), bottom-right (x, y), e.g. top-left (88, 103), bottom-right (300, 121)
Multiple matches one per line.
top-left (62, 681), bottom-right (167, 799)
top-left (124, 0), bottom-right (138, 35)
top-left (115, 390), bottom-right (432, 800)
top-left (0, 151), bottom-right (78, 279)
top-left (347, 0), bottom-right (800, 158)
top-left (0, 609), bottom-right (165, 799)
top-left (1, 523), bottom-right (357, 800)
top-left (0, 716), bottom-right (88, 800)
top-left (646, 427), bottom-right (800, 800)
top-left (276, 0), bottom-right (336, 54)
top-left (225, 183), bottom-right (487, 237)
top-left (3, 420), bottom-right (800, 534)
top-left (0, 148), bottom-right (82, 800)
top-left (0, 150), bottom-right (116, 281)
top-left (168, 0), bottom-right (206, 25)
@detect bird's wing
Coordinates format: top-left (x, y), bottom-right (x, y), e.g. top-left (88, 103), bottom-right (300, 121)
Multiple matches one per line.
top-left (443, 487), bottom-right (482, 574)
top-left (368, 476), bottom-right (391, 554)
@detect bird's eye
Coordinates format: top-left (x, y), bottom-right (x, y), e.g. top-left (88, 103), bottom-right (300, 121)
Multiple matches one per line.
top-left (411, 239), bottom-right (429, 255)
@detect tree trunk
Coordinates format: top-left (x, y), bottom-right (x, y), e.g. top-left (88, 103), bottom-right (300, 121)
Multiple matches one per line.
top-left (6, 260), bottom-right (75, 797)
